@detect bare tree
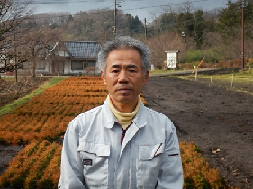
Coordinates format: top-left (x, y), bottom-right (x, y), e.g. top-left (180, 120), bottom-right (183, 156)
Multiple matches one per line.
top-left (0, 0), bottom-right (33, 44)
top-left (147, 32), bottom-right (182, 68)
top-left (0, 0), bottom-right (34, 80)
top-left (18, 26), bottom-right (63, 77)
top-left (21, 13), bottom-right (70, 29)
top-left (67, 8), bottom-right (114, 42)
top-left (177, 1), bottom-right (194, 14)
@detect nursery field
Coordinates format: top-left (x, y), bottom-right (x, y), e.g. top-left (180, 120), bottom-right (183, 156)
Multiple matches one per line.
top-left (0, 76), bottom-right (252, 188)
top-left (0, 77), bottom-right (108, 145)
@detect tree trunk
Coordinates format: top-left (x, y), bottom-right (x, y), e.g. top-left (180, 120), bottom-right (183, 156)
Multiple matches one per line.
top-left (32, 58), bottom-right (36, 77)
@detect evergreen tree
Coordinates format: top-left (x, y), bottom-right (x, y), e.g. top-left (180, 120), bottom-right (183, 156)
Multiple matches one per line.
top-left (244, 2), bottom-right (253, 40)
top-left (159, 13), bottom-right (177, 33)
top-left (130, 15), bottom-right (144, 35)
top-left (217, 1), bottom-right (240, 41)
top-left (194, 10), bottom-right (204, 50)
top-left (176, 12), bottom-right (194, 37)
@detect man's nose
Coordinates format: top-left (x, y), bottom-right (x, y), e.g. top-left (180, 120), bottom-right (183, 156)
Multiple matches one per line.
top-left (118, 70), bottom-right (129, 83)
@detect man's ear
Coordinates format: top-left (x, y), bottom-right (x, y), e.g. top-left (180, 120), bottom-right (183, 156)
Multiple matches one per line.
top-left (101, 71), bottom-right (106, 85)
top-left (142, 70), bottom-right (149, 86)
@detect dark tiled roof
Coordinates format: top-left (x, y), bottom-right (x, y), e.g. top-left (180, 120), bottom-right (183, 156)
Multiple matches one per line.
top-left (63, 41), bottom-right (101, 59)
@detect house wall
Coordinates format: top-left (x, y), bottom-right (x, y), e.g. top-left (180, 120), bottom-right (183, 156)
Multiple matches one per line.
top-left (17, 60), bottom-right (49, 76)
top-left (64, 60), bottom-right (71, 74)
top-left (66, 60), bottom-right (100, 75)
top-left (37, 60), bottom-right (50, 74)
top-left (18, 59), bottom-right (100, 76)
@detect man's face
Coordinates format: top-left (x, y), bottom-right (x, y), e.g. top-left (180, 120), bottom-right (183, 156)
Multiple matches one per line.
top-left (101, 49), bottom-right (149, 106)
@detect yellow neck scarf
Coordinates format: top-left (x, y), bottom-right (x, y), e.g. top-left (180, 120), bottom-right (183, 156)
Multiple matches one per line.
top-left (106, 95), bottom-right (140, 130)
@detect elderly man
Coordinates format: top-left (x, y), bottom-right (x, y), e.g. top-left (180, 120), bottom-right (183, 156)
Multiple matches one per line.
top-left (58, 36), bottom-right (184, 189)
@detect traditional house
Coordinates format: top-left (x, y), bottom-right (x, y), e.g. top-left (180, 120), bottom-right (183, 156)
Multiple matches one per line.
top-left (21, 41), bottom-right (101, 76)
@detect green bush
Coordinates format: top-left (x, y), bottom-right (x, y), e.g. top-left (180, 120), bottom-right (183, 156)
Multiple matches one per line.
top-left (247, 58), bottom-right (253, 67)
top-left (185, 49), bottom-right (224, 63)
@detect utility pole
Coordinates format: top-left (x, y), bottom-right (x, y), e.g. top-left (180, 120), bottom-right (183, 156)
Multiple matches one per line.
top-left (113, 0), bottom-right (122, 37)
top-left (241, 0), bottom-right (246, 71)
top-left (144, 18), bottom-right (147, 42)
top-left (113, 0), bottom-right (116, 36)
top-left (14, 32), bottom-right (18, 82)
top-left (182, 31), bottom-right (187, 51)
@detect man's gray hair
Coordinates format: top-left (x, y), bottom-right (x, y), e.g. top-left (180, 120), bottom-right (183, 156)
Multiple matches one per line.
top-left (97, 36), bottom-right (150, 77)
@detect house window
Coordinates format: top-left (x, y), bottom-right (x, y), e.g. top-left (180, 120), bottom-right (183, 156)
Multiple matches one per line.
top-left (71, 60), bottom-right (83, 70)
top-left (37, 60), bottom-right (46, 69)
top-left (87, 61), bottom-right (95, 67)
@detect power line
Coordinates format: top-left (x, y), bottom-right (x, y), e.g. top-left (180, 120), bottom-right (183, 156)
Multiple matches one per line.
top-left (27, 0), bottom-right (215, 10)
top-left (122, 0), bottom-right (212, 11)
top-left (26, 0), bottom-right (145, 4)
top-left (28, 0), bottom-right (111, 4)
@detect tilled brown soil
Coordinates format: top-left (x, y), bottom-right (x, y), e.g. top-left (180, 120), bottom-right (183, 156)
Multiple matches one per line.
top-left (142, 76), bottom-right (253, 189)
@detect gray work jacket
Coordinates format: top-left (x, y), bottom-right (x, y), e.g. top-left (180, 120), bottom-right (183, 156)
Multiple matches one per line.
top-left (58, 99), bottom-right (184, 189)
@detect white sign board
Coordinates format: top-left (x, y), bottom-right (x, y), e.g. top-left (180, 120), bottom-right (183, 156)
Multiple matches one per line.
top-left (0, 54), bottom-right (5, 65)
top-left (166, 51), bottom-right (178, 69)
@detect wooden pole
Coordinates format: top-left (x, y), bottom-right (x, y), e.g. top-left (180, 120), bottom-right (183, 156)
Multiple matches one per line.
top-left (241, 0), bottom-right (245, 71)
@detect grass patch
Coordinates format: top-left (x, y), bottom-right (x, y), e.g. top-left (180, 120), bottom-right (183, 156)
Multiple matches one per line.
top-left (181, 71), bottom-right (253, 83)
top-left (0, 77), bottom-right (66, 116)
top-left (150, 69), bottom-right (184, 75)
top-left (177, 71), bottom-right (253, 95)
top-left (1, 77), bottom-right (15, 82)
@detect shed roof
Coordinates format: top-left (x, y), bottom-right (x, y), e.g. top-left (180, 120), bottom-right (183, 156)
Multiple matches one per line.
top-left (63, 41), bottom-right (101, 59)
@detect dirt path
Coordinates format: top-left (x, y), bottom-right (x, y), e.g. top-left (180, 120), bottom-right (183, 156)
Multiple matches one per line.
top-left (0, 145), bottom-right (24, 176)
top-left (142, 76), bottom-right (253, 189)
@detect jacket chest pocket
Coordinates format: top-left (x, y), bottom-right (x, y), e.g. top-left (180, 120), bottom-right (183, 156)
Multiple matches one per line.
top-left (77, 142), bottom-right (110, 187)
top-left (137, 143), bottom-right (165, 188)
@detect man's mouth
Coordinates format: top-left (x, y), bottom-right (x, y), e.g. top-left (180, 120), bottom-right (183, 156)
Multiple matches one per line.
top-left (117, 87), bottom-right (132, 92)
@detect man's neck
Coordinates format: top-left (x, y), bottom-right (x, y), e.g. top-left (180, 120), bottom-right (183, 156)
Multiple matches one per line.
top-left (110, 97), bottom-right (139, 113)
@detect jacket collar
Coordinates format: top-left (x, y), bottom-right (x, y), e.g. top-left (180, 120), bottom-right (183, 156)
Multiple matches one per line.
top-left (102, 97), bottom-right (148, 129)
top-left (132, 102), bottom-right (148, 128)
top-left (102, 99), bottom-right (117, 129)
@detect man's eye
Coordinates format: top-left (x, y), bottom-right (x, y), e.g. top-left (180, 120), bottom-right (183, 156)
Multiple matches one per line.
top-left (112, 70), bottom-right (119, 73)
top-left (129, 69), bottom-right (137, 73)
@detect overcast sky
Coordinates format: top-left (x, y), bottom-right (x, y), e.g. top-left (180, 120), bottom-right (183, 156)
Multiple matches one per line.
top-left (32, 0), bottom-right (237, 23)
